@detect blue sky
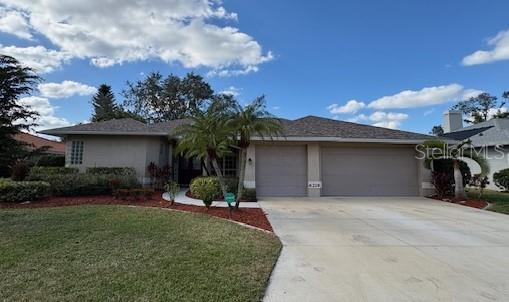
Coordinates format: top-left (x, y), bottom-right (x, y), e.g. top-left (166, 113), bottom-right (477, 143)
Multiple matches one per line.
top-left (1, 0), bottom-right (508, 134)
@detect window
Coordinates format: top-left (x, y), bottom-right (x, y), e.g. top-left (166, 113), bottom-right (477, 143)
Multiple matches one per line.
top-left (70, 141), bottom-right (84, 165)
top-left (222, 154), bottom-right (237, 177)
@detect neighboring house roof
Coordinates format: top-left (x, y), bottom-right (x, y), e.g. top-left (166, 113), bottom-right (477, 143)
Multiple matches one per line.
top-left (440, 118), bottom-right (509, 146)
top-left (14, 132), bottom-right (65, 155)
top-left (440, 126), bottom-right (493, 141)
top-left (41, 115), bottom-right (434, 143)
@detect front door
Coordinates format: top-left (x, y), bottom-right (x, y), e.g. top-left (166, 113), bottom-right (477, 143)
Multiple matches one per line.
top-left (178, 156), bottom-right (202, 185)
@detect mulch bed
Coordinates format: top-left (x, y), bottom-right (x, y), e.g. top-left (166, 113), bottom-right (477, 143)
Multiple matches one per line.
top-left (429, 196), bottom-right (489, 209)
top-left (0, 193), bottom-right (273, 232)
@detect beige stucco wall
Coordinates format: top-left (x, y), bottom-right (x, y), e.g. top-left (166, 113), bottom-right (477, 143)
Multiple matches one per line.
top-left (244, 141), bottom-right (430, 197)
top-left (65, 135), bottom-right (170, 184)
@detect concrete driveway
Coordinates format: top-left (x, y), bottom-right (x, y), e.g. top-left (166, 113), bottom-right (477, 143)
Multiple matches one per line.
top-left (259, 197), bottom-right (509, 302)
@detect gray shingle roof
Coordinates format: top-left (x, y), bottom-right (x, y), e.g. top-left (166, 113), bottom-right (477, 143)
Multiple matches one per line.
top-left (442, 118), bottom-right (509, 146)
top-left (41, 115), bottom-right (433, 141)
top-left (278, 116), bottom-right (433, 140)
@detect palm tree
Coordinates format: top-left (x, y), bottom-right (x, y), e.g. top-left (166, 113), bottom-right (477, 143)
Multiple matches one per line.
top-left (422, 139), bottom-right (489, 199)
top-left (176, 108), bottom-right (234, 197)
top-left (230, 96), bottom-right (283, 208)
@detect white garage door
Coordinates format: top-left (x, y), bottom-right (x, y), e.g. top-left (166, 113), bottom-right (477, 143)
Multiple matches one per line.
top-left (321, 147), bottom-right (419, 196)
top-left (256, 145), bottom-right (307, 196)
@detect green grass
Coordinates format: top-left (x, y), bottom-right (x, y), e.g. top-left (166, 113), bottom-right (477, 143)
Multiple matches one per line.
top-left (0, 206), bottom-right (281, 302)
top-left (467, 188), bottom-right (509, 214)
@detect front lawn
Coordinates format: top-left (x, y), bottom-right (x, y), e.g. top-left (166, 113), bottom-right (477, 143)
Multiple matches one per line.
top-left (0, 206), bottom-right (281, 301)
top-left (467, 188), bottom-right (509, 214)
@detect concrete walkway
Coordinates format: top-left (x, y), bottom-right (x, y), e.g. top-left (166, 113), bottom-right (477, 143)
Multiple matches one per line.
top-left (162, 189), bottom-right (260, 208)
top-left (260, 197), bottom-right (509, 302)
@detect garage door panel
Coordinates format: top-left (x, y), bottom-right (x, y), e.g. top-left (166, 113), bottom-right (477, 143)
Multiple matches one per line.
top-left (321, 147), bottom-right (418, 196)
top-left (256, 145), bottom-right (307, 196)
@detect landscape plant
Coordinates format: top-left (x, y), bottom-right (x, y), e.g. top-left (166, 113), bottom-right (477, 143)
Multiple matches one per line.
top-left (189, 177), bottom-right (220, 207)
top-left (493, 168), bottom-right (509, 192)
top-left (421, 139), bottom-right (488, 199)
top-left (164, 180), bottom-right (180, 205)
top-left (0, 179), bottom-right (51, 202)
top-left (176, 108), bottom-right (233, 197)
top-left (469, 174), bottom-right (490, 198)
top-left (229, 96), bottom-right (282, 208)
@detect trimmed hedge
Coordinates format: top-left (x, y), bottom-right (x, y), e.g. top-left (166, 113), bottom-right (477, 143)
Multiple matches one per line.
top-left (86, 167), bottom-right (136, 176)
top-left (0, 179), bottom-right (51, 202)
top-left (28, 167), bottom-right (79, 179)
top-left (29, 168), bottom-right (140, 196)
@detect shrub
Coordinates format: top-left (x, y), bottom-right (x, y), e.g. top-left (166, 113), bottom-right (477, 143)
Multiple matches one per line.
top-left (146, 162), bottom-right (171, 189)
top-left (431, 171), bottom-right (453, 199)
top-left (190, 177), bottom-right (220, 207)
top-left (469, 174), bottom-right (490, 198)
top-left (241, 188), bottom-right (257, 202)
top-left (27, 172), bottom-right (139, 197)
top-left (223, 177), bottom-right (239, 193)
top-left (164, 181), bottom-right (180, 204)
top-left (432, 159), bottom-right (471, 187)
top-left (36, 155), bottom-right (65, 167)
top-left (0, 179), bottom-right (51, 202)
top-left (86, 167), bottom-right (136, 176)
top-left (11, 161), bottom-right (31, 181)
top-left (494, 168), bottom-right (509, 191)
top-left (28, 167), bottom-right (78, 180)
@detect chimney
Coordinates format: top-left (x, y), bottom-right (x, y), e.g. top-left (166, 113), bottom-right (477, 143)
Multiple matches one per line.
top-left (443, 110), bottom-right (463, 133)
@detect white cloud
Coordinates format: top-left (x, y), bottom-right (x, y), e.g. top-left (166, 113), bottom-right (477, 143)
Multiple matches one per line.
top-left (0, 45), bottom-right (71, 73)
top-left (368, 84), bottom-right (464, 109)
top-left (461, 89), bottom-right (483, 100)
top-left (328, 100), bottom-right (365, 114)
top-left (17, 96), bottom-right (72, 131)
top-left (220, 86), bottom-right (241, 97)
top-left (346, 114), bottom-right (368, 123)
top-left (38, 81), bottom-right (96, 98)
top-left (0, 0), bottom-right (272, 75)
top-left (0, 9), bottom-right (32, 39)
top-left (463, 30), bottom-right (509, 66)
top-left (344, 111), bottom-right (408, 129)
top-left (369, 111), bottom-right (409, 129)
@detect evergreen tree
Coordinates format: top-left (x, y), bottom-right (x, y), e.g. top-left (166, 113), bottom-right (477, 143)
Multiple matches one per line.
top-left (0, 55), bottom-right (40, 176)
top-left (91, 84), bottom-right (119, 122)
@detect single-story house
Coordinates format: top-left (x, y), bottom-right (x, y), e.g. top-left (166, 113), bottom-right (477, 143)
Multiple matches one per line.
top-left (41, 116), bottom-right (434, 197)
top-left (440, 110), bottom-right (509, 191)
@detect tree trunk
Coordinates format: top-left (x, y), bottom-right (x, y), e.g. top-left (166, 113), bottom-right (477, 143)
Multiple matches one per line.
top-left (210, 157), bottom-right (228, 198)
top-left (453, 159), bottom-right (466, 200)
top-left (235, 148), bottom-right (247, 209)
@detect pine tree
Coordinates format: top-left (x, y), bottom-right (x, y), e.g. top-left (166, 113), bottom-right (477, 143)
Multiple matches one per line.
top-left (0, 55), bottom-right (40, 176)
top-left (91, 84), bottom-right (119, 122)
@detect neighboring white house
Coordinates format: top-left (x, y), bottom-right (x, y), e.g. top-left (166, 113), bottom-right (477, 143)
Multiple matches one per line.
top-left (441, 110), bottom-right (509, 191)
top-left (41, 116), bottom-right (435, 197)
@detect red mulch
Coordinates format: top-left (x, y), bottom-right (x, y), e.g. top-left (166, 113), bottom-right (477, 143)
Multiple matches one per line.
top-left (0, 193), bottom-right (274, 232)
top-left (429, 196), bottom-right (489, 209)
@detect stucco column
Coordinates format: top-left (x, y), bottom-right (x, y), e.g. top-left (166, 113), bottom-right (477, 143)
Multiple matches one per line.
top-left (307, 143), bottom-right (321, 197)
top-left (243, 144), bottom-right (256, 189)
